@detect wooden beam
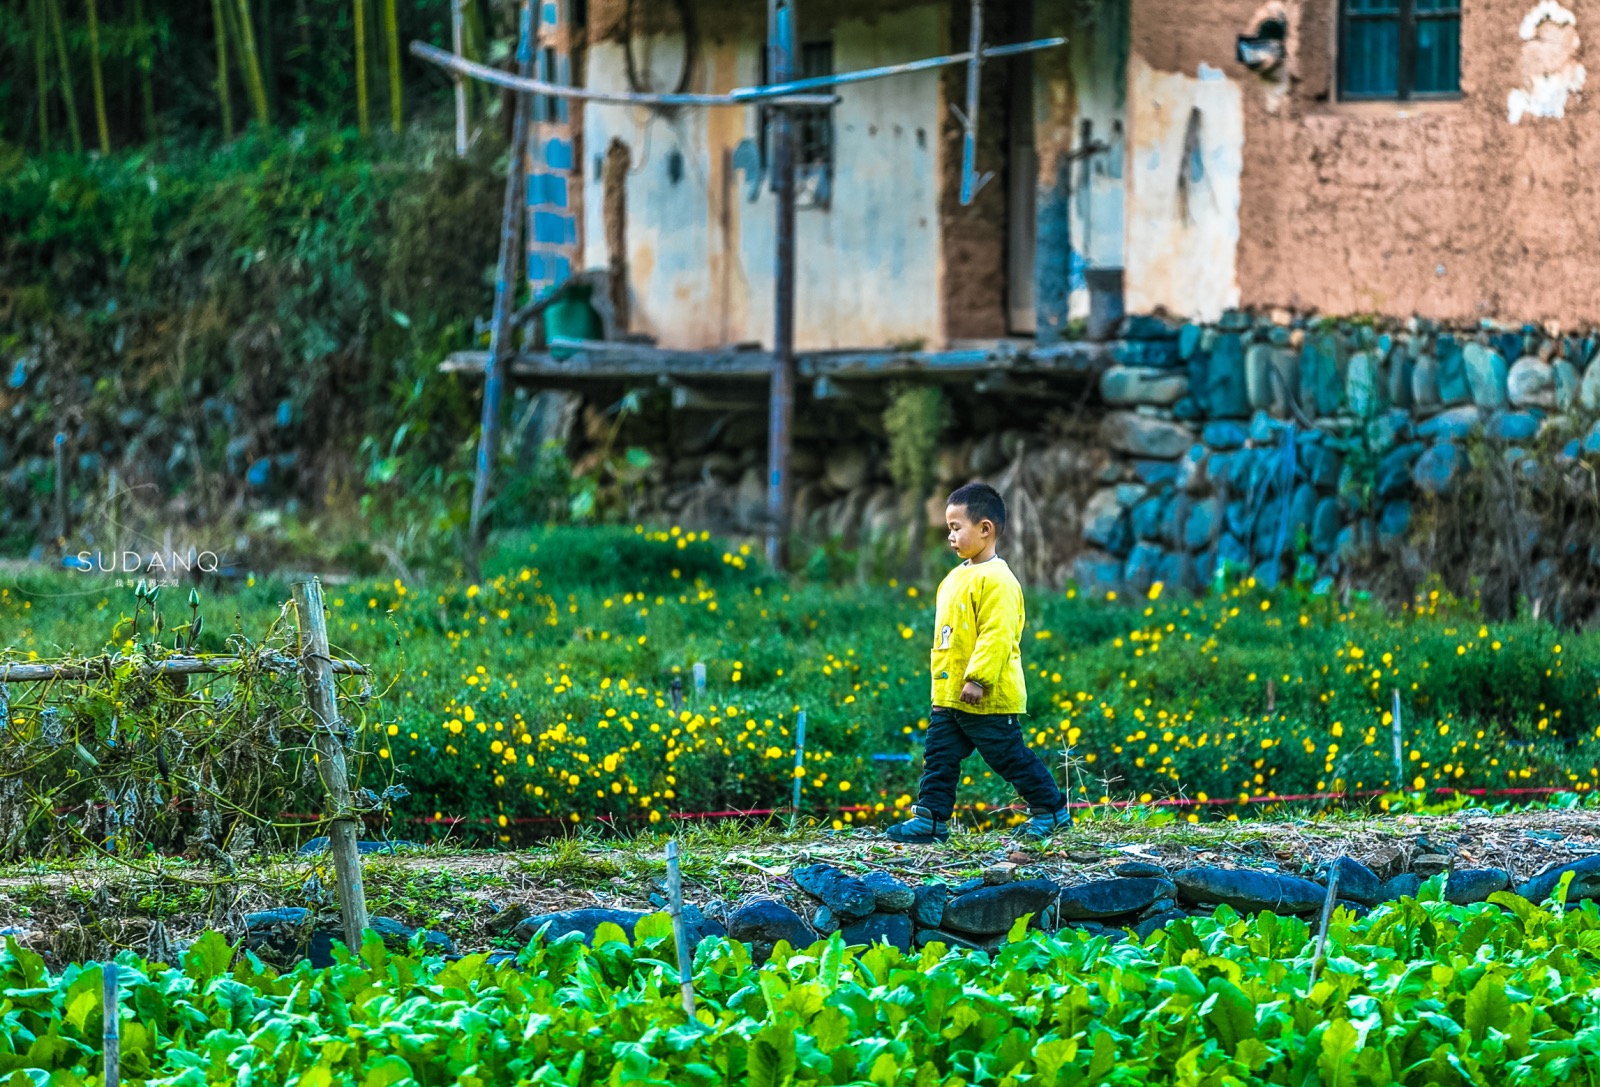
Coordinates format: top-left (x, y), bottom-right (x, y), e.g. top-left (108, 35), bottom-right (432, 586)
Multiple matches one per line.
top-left (0, 654), bottom-right (367, 684)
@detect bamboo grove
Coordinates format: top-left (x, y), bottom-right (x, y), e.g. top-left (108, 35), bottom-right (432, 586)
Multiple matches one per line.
top-left (0, 0), bottom-right (492, 151)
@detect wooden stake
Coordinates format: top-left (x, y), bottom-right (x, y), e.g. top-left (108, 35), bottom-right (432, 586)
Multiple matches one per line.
top-left (1391, 688), bottom-right (1405, 789)
top-left (451, 0), bottom-right (467, 154)
top-left (102, 960), bottom-right (120, 1087)
top-left (1307, 862), bottom-right (1341, 990)
top-left (692, 661), bottom-right (706, 698)
top-left (790, 709), bottom-right (807, 828)
top-left (665, 840), bottom-right (696, 1017)
top-left (292, 578), bottom-right (370, 955)
top-left (53, 432), bottom-right (68, 543)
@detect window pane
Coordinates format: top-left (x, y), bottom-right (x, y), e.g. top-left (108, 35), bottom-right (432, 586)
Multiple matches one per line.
top-left (1414, 0), bottom-right (1460, 12)
top-left (1343, 17), bottom-right (1400, 96)
top-left (1346, 0), bottom-right (1399, 12)
top-left (796, 42), bottom-right (833, 168)
top-left (1413, 17), bottom-right (1461, 93)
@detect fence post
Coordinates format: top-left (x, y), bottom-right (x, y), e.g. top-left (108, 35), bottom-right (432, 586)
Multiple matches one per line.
top-left (692, 662), bottom-right (706, 699)
top-left (665, 840), bottom-right (696, 1017)
top-left (292, 577), bottom-right (371, 955)
top-left (1391, 688), bottom-right (1405, 789)
top-left (1307, 862), bottom-right (1341, 990)
top-left (790, 709), bottom-right (807, 829)
top-left (53, 431), bottom-right (69, 543)
top-left (102, 960), bottom-right (120, 1087)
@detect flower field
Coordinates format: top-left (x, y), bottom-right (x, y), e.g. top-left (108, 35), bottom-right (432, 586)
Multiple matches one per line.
top-left (2, 526), bottom-right (1596, 837)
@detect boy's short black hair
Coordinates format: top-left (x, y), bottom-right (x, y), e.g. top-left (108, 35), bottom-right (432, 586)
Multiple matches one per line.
top-left (947, 482), bottom-right (1006, 535)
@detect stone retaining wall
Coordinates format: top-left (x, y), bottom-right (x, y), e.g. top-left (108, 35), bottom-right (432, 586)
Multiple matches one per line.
top-left (1073, 313), bottom-right (1600, 598)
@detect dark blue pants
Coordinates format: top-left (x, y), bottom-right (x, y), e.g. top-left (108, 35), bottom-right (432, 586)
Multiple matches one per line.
top-left (915, 706), bottom-right (1065, 821)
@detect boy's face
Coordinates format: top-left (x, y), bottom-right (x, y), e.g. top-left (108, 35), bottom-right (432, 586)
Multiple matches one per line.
top-left (946, 504), bottom-right (993, 561)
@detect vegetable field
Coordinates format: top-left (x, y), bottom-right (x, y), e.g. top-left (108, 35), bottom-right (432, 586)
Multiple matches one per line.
top-left (3, 525), bottom-right (1597, 839)
top-left (4, 879), bottom-right (1600, 1087)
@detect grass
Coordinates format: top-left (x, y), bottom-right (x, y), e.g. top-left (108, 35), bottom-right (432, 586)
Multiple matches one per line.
top-left (2, 525), bottom-right (1597, 842)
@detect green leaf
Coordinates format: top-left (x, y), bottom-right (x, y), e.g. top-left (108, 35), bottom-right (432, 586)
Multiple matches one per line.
top-left (1464, 973), bottom-right (1510, 1040)
top-left (63, 989), bottom-right (97, 1035)
top-left (810, 1007), bottom-right (849, 1054)
top-left (1317, 1019), bottom-right (1360, 1087)
top-left (1006, 913), bottom-right (1035, 944)
top-left (183, 931), bottom-right (235, 982)
top-left (633, 913), bottom-right (674, 944)
top-left (867, 1051), bottom-right (899, 1087)
top-left (592, 922), bottom-right (631, 947)
top-left (747, 1023), bottom-right (796, 1087)
top-left (362, 1055), bottom-right (412, 1087)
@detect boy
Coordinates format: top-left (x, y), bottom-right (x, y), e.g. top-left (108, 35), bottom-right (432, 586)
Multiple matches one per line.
top-left (886, 482), bottom-right (1071, 844)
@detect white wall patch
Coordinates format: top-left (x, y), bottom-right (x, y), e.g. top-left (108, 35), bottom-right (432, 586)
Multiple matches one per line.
top-left (1508, 1), bottom-right (1586, 124)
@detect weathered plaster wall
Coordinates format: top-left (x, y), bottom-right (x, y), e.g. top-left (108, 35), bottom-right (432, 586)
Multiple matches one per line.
top-left (580, 4), bottom-right (947, 351)
top-left (1130, 0), bottom-right (1600, 325)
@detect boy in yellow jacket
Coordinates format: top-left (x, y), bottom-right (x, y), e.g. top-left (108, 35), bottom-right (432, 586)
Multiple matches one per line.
top-left (886, 482), bottom-right (1070, 844)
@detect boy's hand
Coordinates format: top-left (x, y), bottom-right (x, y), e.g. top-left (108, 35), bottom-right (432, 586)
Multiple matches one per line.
top-left (959, 680), bottom-right (984, 705)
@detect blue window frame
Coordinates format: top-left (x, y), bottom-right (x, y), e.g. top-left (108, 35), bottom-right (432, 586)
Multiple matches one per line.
top-left (1340, 0), bottom-right (1460, 100)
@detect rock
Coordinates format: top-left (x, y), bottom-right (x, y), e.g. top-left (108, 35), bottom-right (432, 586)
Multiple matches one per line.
top-left (244, 908), bottom-right (312, 961)
top-left (1178, 445), bottom-right (1210, 493)
top-left (1245, 344), bottom-right (1277, 411)
top-left (1139, 897), bottom-right (1178, 920)
top-left (1102, 412), bottom-right (1193, 460)
top-left (951, 878), bottom-right (985, 896)
top-left (1202, 420), bottom-right (1250, 450)
top-left (1412, 442), bottom-right (1461, 496)
top-left (1417, 405), bottom-right (1481, 442)
top-left (1113, 861), bottom-right (1170, 879)
top-left (727, 899), bottom-right (817, 962)
top-left (1507, 356), bottom-right (1555, 408)
top-left (824, 448), bottom-right (870, 492)
top-left (1515, 855), bottom-right (1600, 904)
top-left (1123, 542), bottom-right (1163, 597)
top-left (1101, 366), bottom-right (1190, 407)
top-left (1133, 460), bottom-right (1181, 487)
top-left (1082, 488), bottom-right (1127, 550)
top-left (839, 912), bottom-right (913, 953)
top-left (1388, 352), bottom-right (1415, 409)
top-left (1581, 362), bottom-right (1600, 412)
top-left (1204, 334), bottom-right (1250, 418)
top-left (1411, 354), bottom-right (1441, 408)
top-left (1178, 323), bottom-right (1204, 359)
top-left (1184, 497), bottom-right (1221, 553)
top-left (1321, 857), bottom-right (1383, 906)
top-left (812, 906), bottom-right (840, 934)
top-left (1287, 484), bottom-right (1317, 545)
top-left (1437, 336), bottom-right (1470, 404)
top-left (942, 879), bottom-right (1061, 936)
top-left (1412, 854), bottom-right (1451, 878)
top-left (1121, 314), bottom-right (1181, 341)
top-left (514, 908), bottom-right (647, 945)
top-left (1336, 901), bottom-right (1372, 919)
top-left (1311, 498), bottom-right (1341, 556)
top-left (1377, 501), bottom-right (1411, 546)
top-left (1172, 867), bottom-right (1327, 915)
top-left (1302, 444), bottom-right (1342, 491)
top-left (794, 864), bottom-right (877, 921)
top-left (487, 903), bottom-right (532, 935)
top-left (1463, 343), bottom-right (1508, 408)
top-left (983, 863), bottom-right (1018, 886)
top-left (1346, 351), bottom-right (1379, 417)
top-left (1058, 878), bottom-right (1178, 920)
top-left (1485, 411), bottom-right (1540, 442)
top-left (1444, 868), bottom-right (1511, 905)
top-left (371, 916), bottom-right (456, 956)
top-left (1554, 360), bottom-right (1581, 411)
top-left (912, 883), bottom-right (949, 928)
top-left (1249, 410), bottom-right (1281, 446)
top-left (1159, 494), bottom-right (1193, 549)
top-left (1377, 442), bottom-right (1423, 498)
top-left (1132, 494), bottom-right (1168, 542)
top-left (1302, 333), bottom-right (1343, 416)
top-left (860, 871), bottom-right (915, 913)
top-left (1378, 873), bottom-right (1423, 902)
top-left (1132, 910), bottom-right (1190, 941)
top-left (1113, 339), bottom-right (1182, 368)
top-left (1367, 409), bottom-right (1413, 455)
top-left (1073, 551), bottom-right (1124, 596)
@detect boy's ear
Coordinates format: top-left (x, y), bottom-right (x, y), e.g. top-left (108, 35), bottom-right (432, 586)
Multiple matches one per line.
top-left (980, 518), bottom-right (995, 537)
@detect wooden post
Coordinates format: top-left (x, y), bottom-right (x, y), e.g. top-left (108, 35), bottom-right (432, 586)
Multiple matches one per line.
top-left (468, 0), bottom-right (536, 546)
top-left (1308, 862), bottom-right (1341, 990)
top-left (292, 578), bottom-right (370, 954)
top-left (692, 661), bottom-right (706, 699)
top-left (765, 0), bottom-right (797, 571)
top-left (790, 709), bottom-right (807, 828)
top-left (665, 840), bottom-right (696, 1016)
top-left (102, 960), bottom-right (120, 1087)
top-left (53, 432), bottom-right (68, 543)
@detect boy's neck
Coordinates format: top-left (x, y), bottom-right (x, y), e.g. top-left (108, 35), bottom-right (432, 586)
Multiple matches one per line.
top-left (963, 546), bottom-right (999, 565)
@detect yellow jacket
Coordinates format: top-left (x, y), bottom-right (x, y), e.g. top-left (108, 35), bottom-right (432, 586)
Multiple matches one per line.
top-left (930, 557), bottom-right (1027, 714)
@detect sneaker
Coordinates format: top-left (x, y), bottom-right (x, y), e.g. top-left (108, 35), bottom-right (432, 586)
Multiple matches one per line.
top-left (1013, 806), bottom-right (1071, 842)
top-left (884, 805), bottom-right (950, 844)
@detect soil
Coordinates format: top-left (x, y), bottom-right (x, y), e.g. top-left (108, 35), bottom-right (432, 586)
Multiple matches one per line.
top-left (2, 808), bottom-right (1593, 967)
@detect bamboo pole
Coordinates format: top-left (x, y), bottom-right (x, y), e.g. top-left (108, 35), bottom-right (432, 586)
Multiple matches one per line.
top-left (353, 0), bottom-right (369, 135)
top-left (292, 578), bottom-right (371, 956)
top-left (665, 841), bottom-right (696, 1017)
top-left (31, 0), bottom-right (49, 152)
top-left (45, 0), bottom-right (82, 153)
top-left (383, 0), bottom-right (401, 134)
top-left (232, 0), bottom-right (271, 126)
top-left (84, 0), bottom-right (110, 153)
top-left (132, 0), bottom-right (156, 140)
top-left (53, 432), bottom-right (69, 543)
top-left (790, 709), bottom-right (807, 828)
top-left (0, 655), bottom-right (367, 684)
top-left (1307, 863), bottom-right (1342, 990)
top-left (212, 0), bottom-right (233, 138)
top-left (451, 0), bottom-right (466, 154)
top-left (102, 961), bottom-right (120, 1087)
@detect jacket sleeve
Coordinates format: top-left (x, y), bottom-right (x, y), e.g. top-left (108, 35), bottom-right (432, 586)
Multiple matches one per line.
top-left (963, 578), bottom-right (1022, 690)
